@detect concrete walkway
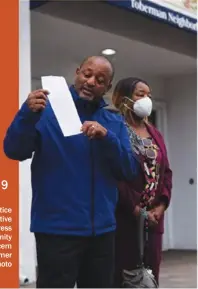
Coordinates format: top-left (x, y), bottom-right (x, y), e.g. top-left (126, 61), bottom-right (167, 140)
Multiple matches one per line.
top-left (159, 250), bottom-right (197, 288)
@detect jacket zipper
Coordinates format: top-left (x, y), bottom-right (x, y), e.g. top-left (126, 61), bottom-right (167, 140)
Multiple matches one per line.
top-left (90, 140), bottom-right (95, 236)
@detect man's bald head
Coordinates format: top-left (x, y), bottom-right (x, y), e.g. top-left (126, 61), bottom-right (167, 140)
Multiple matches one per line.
top-left (79, 56), bottom-right (115, 81)
top-left (74, 55), bottom-right (114, 101)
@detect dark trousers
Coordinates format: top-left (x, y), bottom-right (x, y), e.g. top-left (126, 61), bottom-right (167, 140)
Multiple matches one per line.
top-left (35, 231), bottom-right (115, 288)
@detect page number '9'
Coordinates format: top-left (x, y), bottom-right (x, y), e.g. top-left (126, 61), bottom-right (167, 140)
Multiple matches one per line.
top-left (1, 180), bottom-right (8, 190)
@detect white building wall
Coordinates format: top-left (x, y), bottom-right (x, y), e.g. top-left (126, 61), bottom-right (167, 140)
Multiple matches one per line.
top-left (165, 73), bottom-right (197, 250)
top-left (19, 0), bottom-right (36, 283)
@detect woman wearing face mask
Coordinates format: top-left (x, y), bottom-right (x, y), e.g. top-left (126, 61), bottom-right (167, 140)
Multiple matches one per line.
top-left (111, 77), bottom-right (172, 287)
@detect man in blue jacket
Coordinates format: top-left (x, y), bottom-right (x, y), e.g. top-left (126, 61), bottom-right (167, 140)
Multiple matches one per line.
top-left (4, 56), bottom-right (137, 288)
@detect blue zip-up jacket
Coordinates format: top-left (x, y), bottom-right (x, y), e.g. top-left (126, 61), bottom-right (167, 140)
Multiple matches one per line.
top-left (3, 86), bottom-right (138, 236)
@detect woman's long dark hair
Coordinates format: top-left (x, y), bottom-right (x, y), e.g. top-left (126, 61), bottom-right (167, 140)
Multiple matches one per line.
top-left (112, 77), bottom-right (150, 123)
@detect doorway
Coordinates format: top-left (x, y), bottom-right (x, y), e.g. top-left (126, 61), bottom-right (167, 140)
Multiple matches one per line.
top-left (151, 100), bottom-right (173, 251)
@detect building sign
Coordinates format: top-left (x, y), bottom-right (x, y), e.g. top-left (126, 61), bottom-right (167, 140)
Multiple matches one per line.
top-left (30, 1), bottom-right (49, 10)
top-left (106, 0), bottom-right (197, 33)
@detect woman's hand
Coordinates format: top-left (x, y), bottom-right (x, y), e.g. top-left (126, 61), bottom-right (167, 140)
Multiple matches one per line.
top-left (133, 205), bottom-right (140, 217)
top-left (147, 211), bottom-right (158, 226)
top-left (151, 203), bottom-right (166, 221)
top-left (133, 206), bottom-right (158, 226)
top-left (133, 205), bottom-right (164, 226)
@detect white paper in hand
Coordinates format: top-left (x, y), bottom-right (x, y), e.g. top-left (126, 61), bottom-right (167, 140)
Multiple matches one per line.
top-left (41, 76), bottom-right (82, 137)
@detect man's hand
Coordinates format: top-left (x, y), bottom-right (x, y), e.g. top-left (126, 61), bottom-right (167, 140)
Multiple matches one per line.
top-left (81, 121), bottom-right (107, 139)
top-left (26, 89), bottom-right (49, 112)
top-left (151, 203), bottom-right (166, 221)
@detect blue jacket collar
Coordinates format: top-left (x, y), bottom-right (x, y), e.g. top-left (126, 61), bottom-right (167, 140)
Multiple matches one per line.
top-left (69, 85), bottom-right (108, 111)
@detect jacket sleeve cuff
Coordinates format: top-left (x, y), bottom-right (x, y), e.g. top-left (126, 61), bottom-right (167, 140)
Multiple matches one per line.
top-left (19, 101), bottom-right (41, 124)
top-left (160, 187), bottom-right (171, 209)
top-left (102, 129), bottom-right (117, 147)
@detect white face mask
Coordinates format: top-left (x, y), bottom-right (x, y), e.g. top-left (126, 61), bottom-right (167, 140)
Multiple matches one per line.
top-left (133, 97), bottom-right (152, 118)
